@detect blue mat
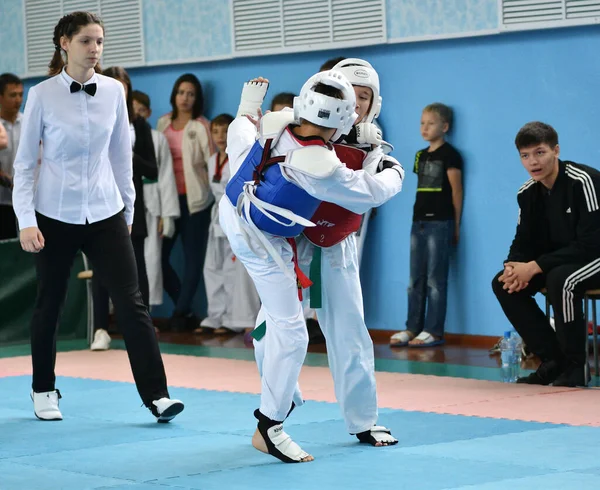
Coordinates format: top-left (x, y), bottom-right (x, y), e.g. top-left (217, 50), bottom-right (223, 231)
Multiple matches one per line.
top-left (1, 375), bottom-right (599, 490)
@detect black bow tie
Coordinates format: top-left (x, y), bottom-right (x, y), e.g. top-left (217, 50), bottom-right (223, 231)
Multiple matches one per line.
top-left (70, 81), bottom-right (97, 96)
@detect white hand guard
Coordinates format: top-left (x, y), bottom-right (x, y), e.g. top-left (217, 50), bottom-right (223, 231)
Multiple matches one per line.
top-left (237, 81), bottom-right (269, 118)
top-left (355, 122), bottom-right (383, 146)
top-left (162, 217), bottom-right (176, 239)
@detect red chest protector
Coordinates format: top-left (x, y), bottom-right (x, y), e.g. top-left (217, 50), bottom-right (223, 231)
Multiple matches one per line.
top-left (303, 144), bottom-right (367, 248)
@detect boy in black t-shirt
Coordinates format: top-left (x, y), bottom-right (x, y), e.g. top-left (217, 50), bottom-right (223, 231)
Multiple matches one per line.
top-left (390, 103), bottom-right (463, 347)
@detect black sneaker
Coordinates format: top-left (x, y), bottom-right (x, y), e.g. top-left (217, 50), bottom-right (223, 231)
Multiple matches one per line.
top-left (168, 312), bottom-right (197, 332)
top-left (516, 360), bottom-right (562, 385)
top-left (552, 363), bottom-right (590, 388)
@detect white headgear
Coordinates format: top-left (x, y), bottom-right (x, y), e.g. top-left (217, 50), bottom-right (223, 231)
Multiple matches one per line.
top-left (293, 70), bottom-right (358, 142)
top-left (332, 58), bottom-right (381, 124)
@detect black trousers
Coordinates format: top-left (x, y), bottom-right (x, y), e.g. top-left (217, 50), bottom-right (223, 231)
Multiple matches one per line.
top-left (92, 236), bottom-right (149, 331)
top-left (0, 204), bottom-right (18, 240)
top-left (492, 262), bottom-right (600, 366)
top-left (31, 211), bottom-right (169, 406)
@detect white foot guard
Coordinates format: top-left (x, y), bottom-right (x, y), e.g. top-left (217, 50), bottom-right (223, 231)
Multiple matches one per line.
top-left (253, 409), bottom-right (313, 463)
top-left (356, 426), bottom-right (398, 446)
top-left (151, 398), bottom-right (184, 423)
top-left (31, 390), bottom-right (63, 421)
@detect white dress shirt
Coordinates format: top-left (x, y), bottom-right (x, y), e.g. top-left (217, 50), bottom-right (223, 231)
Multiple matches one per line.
top-left (0, 112), bottom-right (23, 206)
top-left (12, 69), bottom-right (135, 230)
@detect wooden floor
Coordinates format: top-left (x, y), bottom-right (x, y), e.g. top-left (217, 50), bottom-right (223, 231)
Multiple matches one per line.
top-left (149, 328), bottom-right (542, 371)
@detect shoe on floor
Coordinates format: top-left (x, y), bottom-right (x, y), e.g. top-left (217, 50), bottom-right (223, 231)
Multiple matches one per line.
top-left (516, 359), bottom-right (562, 385)
top-left (307, 318), bottom-right (325, 345)
top-left (553, 363), bottom-right (590, 387)
top-left (150, 398), bottom-right (184, 423)
top-left (90, 328), bottom-right (111, 351)
top-left (31, 389), bottom-right (63, 421)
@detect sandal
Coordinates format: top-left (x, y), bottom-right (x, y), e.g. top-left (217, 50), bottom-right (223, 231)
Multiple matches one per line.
top-left (390, 330), bottom-right (414, 347)
top-left (408, 331), bottom-right (445, 348)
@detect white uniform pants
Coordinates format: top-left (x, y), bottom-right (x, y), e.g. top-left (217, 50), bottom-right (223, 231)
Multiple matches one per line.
top-left (201, 229), bottom-right (260, 331)
top-left (298, 234), bottom-right (378, 434)
top-left (219, 198), bottom-right (308, 422)
top-left (302, 208), bottom-right (370, 321)
top-left (144, 210), bottom-right (164, 306)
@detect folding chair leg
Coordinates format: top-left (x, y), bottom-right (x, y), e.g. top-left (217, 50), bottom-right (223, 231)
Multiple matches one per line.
top-left (593, 299), bottom-right (599, 377)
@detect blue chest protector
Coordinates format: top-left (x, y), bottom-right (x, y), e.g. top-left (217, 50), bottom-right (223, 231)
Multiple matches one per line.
top-left (225, 139), bottom-right (321, 237)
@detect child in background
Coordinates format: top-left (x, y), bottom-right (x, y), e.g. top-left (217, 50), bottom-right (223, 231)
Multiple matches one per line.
top-left (390, 103), bottom-right (463, 348)
top-left (197, 114), bottom-right (260, 335)
top-left (270, 92), bottom-right (295, 112)
top-left (131, 90), bottom-right (180, 309)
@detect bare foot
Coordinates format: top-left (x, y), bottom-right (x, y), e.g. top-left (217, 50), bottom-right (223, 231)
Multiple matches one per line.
top-left (372, 440), bottom-right (394, 447)
top-left (252, 428), bottom-right (269, 454)
top-left (252, 428), bottom-right (314, 462)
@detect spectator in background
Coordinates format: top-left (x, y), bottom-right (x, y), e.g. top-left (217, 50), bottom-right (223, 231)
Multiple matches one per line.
top-left (0, 121), bottom-right (7, 149)
top-left (157, 74), bottom-right (215, 331)
top-left (90, 67), bottom-right (158, 351)
top-left (0, 73), bottom-right (24, 239)
top-left (390, 103), bottom-right (463, 348)
top-left (132, 90), bottom-right (180, 310)
top-left (492, 121), bottom-right (600, 388)
top-left (319, 56), bottom-right (347, 72)
top-left (197, 113), bottom-right (260, 335)
top-left (270, 92), bottom-right (295, 112)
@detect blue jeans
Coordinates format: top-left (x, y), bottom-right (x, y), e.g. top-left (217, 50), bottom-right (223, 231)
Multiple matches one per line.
top-left (161, 195), bottom-right (212, 316)
top-left (406, 220), bottom-right (454, 338)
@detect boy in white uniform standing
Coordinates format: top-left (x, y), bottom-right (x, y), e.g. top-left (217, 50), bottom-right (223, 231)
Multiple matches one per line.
top-left (132, 90), bottom-right (180, 307)
top-left (199, 114), bottom-right (260, 334)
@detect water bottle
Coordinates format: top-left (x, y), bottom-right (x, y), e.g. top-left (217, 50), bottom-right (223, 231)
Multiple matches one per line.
top-left (500, 331), bottom-right (518, 382)
top-left (511, 332), bottom-right (523, 381)
top-left (500, 332), bottom-right (512, 382)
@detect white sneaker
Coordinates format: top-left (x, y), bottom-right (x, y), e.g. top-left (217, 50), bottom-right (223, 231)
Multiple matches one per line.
top-left (151, 398), bottom-right (184, 423)
top-left (90, 329), bottom-right (111, 351)
top-left (31, 390), bottom-right (63, 421)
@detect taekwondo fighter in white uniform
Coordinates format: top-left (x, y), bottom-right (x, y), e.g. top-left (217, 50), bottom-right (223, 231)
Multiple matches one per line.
top-left (295, 59), bottom-right (398, 442)
top-left (219, 70), bottom-right (403, 463)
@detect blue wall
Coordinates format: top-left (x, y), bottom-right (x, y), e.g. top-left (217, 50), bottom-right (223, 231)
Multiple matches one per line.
top-left (20, 25), bottom-right (600, 336)
top-left (0, 0), bottom-right (500, 74)
top-left (143, 0), bottom-right (231, 63)
top-left (387, 0), bottom-right (498, 39)
top-left (0, 0), bottom-right (25, 75)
